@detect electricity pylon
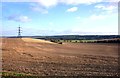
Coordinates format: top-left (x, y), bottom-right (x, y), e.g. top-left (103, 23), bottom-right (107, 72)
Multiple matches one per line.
top-left (18, 25), bottom-right (22, 38)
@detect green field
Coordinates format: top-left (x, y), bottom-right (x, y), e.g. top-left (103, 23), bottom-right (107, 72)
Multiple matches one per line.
top-left (57, 40), bottom-right (97, 43)
top-left (1, 72), bottom-right (32, 77)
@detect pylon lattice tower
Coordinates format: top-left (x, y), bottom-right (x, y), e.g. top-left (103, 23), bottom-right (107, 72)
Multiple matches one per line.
top-left (18, 25), bottom-right (22, 38)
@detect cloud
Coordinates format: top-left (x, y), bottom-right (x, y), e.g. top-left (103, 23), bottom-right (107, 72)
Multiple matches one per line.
top-left (2, 0), bottom-right (119, 8)
top-left (35, 0), bottom-right (102, 8)
top-left (76, 16), bottom-right (81, 19)
top-left (7, 15), bottom-right (31, 23)
top-left (95, 4), bottom-right (117, 11)
top-left (30, 4), bottom-right (48, 14)
top-left (89, 15), bottom-right (106, 20)
top-left (60, 0), bottom-right (101, 5)
top-left (35, 0), bottom-right (58, 8)
top-left (34, 0), bottom-right (119, 8)
top-left (95, 3), bottom-right (118, 14)
top-left (67, 7), bottom-right (78, 12)
top-left (72, 13), bottom-right (118, 34)
top-left (49, 22), bottom-right (54, 26)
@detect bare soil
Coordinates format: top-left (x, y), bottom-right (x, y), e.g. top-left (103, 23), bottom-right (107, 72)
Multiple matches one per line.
top-left (2, 38), bottom-right (119, 76)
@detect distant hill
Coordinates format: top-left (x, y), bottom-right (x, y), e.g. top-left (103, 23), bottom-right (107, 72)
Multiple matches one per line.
top-left (2, 35), bottom-right (120, 43)
top-left (5, 35), bottom-right (120, 40)
top-left (33, 35), bottom-right (120, 40)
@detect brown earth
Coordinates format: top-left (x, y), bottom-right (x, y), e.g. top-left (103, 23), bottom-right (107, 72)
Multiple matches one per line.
top-left (1, 38), bottom-right (119, 76)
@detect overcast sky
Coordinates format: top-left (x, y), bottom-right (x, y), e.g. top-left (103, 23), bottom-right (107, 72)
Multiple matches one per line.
top-left (1, 0), bottom-right (119, 36)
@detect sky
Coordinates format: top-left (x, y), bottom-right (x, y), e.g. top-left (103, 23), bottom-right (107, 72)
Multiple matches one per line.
top-left (1, 0), bottom-right (119, 36)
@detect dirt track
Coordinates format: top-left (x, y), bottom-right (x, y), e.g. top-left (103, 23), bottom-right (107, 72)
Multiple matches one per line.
top-left (2, 38), bottom-right (119, 76)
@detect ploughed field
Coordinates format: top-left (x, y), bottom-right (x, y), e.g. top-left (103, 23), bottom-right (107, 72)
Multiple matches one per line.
top-left (2, 38), bottom-right (119, 76)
